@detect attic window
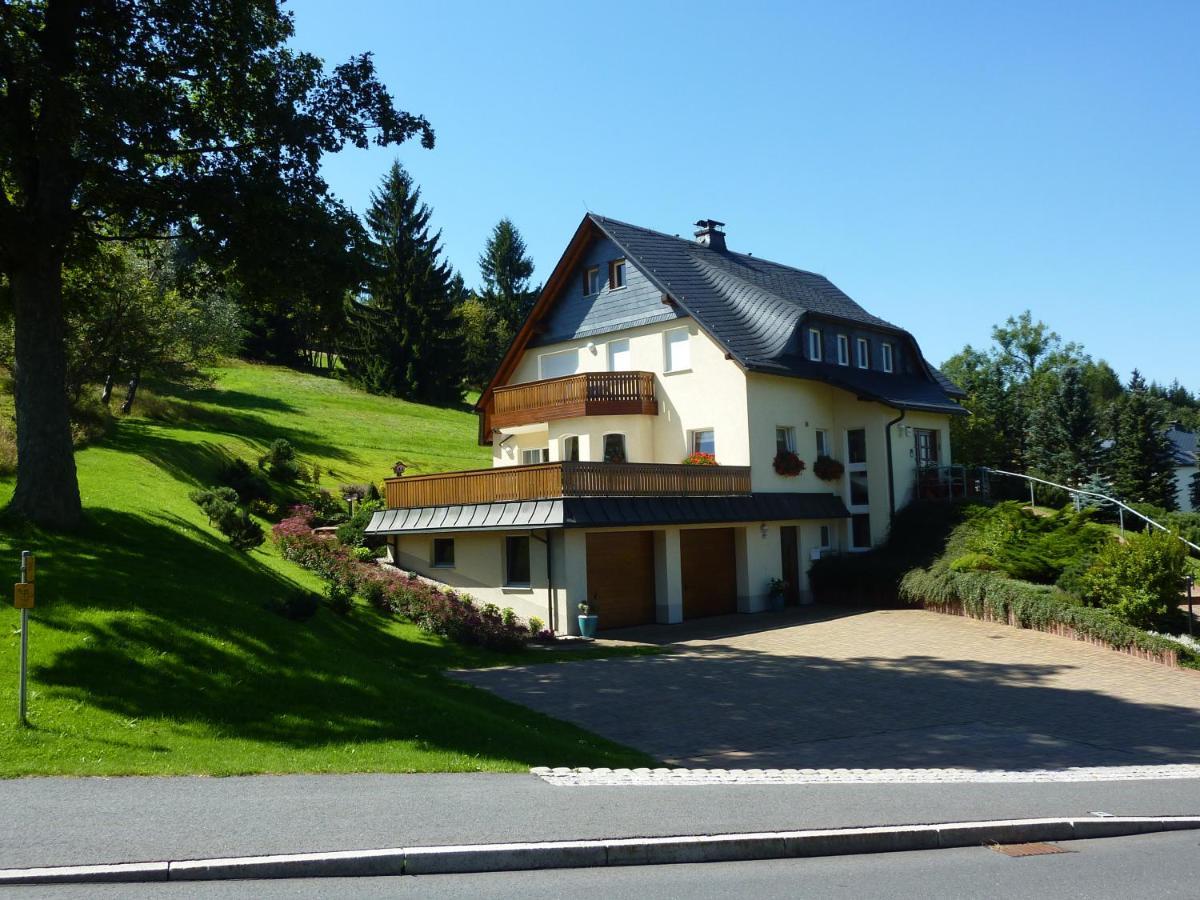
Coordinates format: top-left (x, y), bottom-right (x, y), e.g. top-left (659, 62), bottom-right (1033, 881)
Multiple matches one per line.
top-left (881, 342), bottom-right (894, 373)
top-left (583, 266), bottom-right (600, 296)
top-left (609, 259), bottom-right (627, 289)
top-left (808, 328), bottom-right (823, 362)
top-left (836, 334), bottom-right (849, 366)
top-left (856, 337), bottom-right (870, 369)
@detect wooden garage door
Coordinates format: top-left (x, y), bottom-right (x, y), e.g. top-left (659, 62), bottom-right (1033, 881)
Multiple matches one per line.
top-left (681, 528), bottom-right (737, 619)
top-left (586, 531), bottom-right (656, 630)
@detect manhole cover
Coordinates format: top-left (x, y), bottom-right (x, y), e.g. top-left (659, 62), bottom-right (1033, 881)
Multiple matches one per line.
top-left (989, 842), bottom-right (1073, 858)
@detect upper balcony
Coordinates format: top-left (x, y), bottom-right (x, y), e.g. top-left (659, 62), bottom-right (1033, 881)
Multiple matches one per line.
top-left (487, 371), bottom-right (658, 431)
top-left (385, 462), bottom-right (751, 509)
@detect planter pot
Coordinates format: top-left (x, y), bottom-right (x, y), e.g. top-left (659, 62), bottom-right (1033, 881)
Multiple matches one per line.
top-left (578, 614), bottom-right (599, 639)
top-left (768, 593), bottom-right (786, 612)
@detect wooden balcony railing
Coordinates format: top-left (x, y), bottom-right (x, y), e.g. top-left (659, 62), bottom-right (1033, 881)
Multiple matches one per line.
top-left (384, 462), bottom-right (751, 509)
top-left (488, 371), bottom-right (658, 430)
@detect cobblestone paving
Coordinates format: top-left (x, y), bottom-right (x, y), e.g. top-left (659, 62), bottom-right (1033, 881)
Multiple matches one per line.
top-left (453, 608), bottom-right (1200, 770)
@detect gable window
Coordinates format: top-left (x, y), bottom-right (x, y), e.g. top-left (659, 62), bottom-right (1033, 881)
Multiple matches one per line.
top-left (836, 334), bottom-right (849, 366)
top-left (521, 448), bottom-right (549, 465)
top-left (815, 429), bottom-right (829, 457)
top-left (808, 328), bottom-right (823, 362)
top-left (664, 327), bottom-right (691, 373)
top-left (562, 435), bottom-right (580, 462)
top-left (583, 266), bottom-right (601, 296)
top-left (538, 348), bottom-right (579, 380)
top-left (881, 342), bottom-right (894, 373)
top-left (856, 337), bottom-right (870, 369)
top-left (776, 426), bottom-right (796, 454)
top-left (504, 536), bottom-right (531, 587)
top-left (690, 428), bottom-right (715, 456)
top-left (432, 538), bottom-right (455, 569)
top-left (608, 259), bottom-right (627, 289)
top-left (603, 433), bottom-right (627, 464)
top-left (608, 338), bottom-right (631, 372)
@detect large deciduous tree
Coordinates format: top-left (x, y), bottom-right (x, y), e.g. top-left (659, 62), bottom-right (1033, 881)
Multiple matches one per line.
top-left (0, 0), bottom-right (432, 527)
top-left (340, 162), bottom-right (462, 405)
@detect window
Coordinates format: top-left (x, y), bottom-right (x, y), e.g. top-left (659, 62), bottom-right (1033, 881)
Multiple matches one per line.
top-left (856, 337), bottom-right (870, 369)
top-left (819, 525), bottom-right (831, 549)
top-left (836, 334), bottom-right (849, 366)
top-left (562, 435), bottom-right (580, 462)
top-left (607, 338), bottom-right (631, 372)
top-left (851, 514), bottom-right (872, 549)
top-left (432, 538), bottom-right (455, 568)
top-left (538, 348), bottom-right (579, 380)
top-left (664, 328), bottom-right (691, 373)
top-left (776, 426), bottom-right (795, 454)
top-left (915, 429), bottom-right (940, 469)
top-left (603, 433), bottom-right (626, 463)
top-left (845, 428), bottom-right (870, 549)
top-left (808, 328), bottom-right (823, 361)
top-left (849, 471), bottom-right (870, 506)
top-left (504, 536), bottom-right (531, 587)
top-left (847, 428), bottom-right (867, 465)
top-left (608, 259), bottom-right (627, 289)
top-left (690, 429), bottom-right (715, 456)
top-left (881, 342), bottom-right (894, 373)
top-left (521, 448), bottom-right (549, 465)
top-left (815, 429), bottom-right (829, 458)
top-left (583, 266), bottom-right (601, 296)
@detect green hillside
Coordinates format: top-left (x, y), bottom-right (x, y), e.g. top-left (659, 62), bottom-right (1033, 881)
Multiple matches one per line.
top-left (0, 362), bottom-right (653, 776)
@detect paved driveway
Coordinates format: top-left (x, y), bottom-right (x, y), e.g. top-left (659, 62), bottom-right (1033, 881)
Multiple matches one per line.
top-left (453, 608), bottom-right (1200, 770)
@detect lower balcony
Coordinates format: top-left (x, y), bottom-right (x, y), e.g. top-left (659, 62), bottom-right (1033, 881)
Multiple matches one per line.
top-left (384, 462), bottom-right (752, 509)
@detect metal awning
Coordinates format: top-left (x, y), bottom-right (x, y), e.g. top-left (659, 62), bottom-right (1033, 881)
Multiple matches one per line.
top-left (365, 493), bottom-right (850, 536)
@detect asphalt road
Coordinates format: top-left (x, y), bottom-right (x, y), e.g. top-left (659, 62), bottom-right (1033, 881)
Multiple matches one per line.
top-left (7, 831), bottom-right (1200, 899)
top-left (3, 773), bottom-right (1200, 870)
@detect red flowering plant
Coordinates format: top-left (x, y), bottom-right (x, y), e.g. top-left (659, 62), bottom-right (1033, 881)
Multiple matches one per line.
top-left (812, 455), bottom-right (845, 481)
top-left (773, 450), bottom-right (805, 477)
top-left (682, 451), bottom-right (718, 466)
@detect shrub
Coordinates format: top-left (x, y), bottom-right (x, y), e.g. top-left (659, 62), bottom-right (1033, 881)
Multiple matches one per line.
top-left (340, 481), bottom-right (382, 503)
top-left (1079, 528), bottom-right (1187, 630)
top-left (336, 499), bottom-right (384, 549)
top-left (812, 455), bottom-right (844, 481)
top-left (217, 457), bottom-right (269, 504)
top-left (306, 489), bottom-right (348, 526)
top-left (260, 438), bottom-right (301, 482)
top-left (267, 590), bottom-right (320, 622)
top-left (772, 450), bottom-right (805, 477)
top-left (528, 615), bottom-right (545, 634)
top-left (948, 552), bottom-right (998, 573)
top-left (190, 487), bottom-right (265, 550)
top-left (0, 423), bottom-right (17, 477)
top-left (682, 452), bottom-right (718, 466)
top-left (326, 579), bottom-right (354, 615)
top-left (353, 546), bottom-right (376, 562)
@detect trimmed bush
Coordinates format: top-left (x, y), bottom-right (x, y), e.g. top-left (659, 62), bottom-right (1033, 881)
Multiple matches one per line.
top-left (1078, 528), bottom-right (1187, 630)
top-left (190, 486), bottom-right (265, 551)
top-left (260, 438), bottom-right (302, 482)
top-left (217, 456), bottom-right (269, 504)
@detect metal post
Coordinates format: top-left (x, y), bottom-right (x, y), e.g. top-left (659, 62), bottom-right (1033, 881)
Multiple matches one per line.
top-left (1118, 507), bottom-right (1124, 538)
top-left (18, 550), bottom-right (29, 726)
top-left (1188, 575), bottom-right (1195, 639)
top-left (1029, 481), bottom-right (1035, 510)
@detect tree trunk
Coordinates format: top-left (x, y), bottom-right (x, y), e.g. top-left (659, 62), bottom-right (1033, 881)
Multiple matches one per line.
top-left (120, 369), bottom-right (140, 415)
top-left (100, 373), bottom-right (114, 405)
top-left (8, 260), bottom-right (83, 529)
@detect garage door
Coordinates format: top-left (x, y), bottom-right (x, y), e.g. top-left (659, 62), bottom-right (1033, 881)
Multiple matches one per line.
top-left (586, 531), bottom-right (656, 630)
top-left (681, 527), bottom-right (737, 619)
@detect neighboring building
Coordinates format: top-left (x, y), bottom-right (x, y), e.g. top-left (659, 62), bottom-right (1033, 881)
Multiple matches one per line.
top-left (1167, 423), bottom-right (1198, 513)
top-left (367, 215), bottom-right (966, 633)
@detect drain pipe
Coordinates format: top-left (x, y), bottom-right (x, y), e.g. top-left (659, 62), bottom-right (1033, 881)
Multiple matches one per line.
top-left (885, 407), bottom-right (906, 520)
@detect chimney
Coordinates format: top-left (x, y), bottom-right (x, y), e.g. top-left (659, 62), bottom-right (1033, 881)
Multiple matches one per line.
top-left (694, 219), bottom-right (727, 251)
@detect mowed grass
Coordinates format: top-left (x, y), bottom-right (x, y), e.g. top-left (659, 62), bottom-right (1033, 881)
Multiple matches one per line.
top-left (0, 361), bottom-right (656, 776)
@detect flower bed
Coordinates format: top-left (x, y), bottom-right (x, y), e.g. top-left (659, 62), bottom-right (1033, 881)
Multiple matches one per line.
top-left (272, 509), bottom-right (531, 651)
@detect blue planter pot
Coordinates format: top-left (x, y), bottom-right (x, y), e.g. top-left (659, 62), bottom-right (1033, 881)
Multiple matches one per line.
top-left (578, 615), bottom-right (598, 639)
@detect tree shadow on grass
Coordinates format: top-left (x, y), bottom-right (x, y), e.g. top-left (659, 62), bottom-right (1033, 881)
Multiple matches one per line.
top-left (18, 506), bottom-right (639, 767)
top-left (454, 639), bottom-right (1200, 770)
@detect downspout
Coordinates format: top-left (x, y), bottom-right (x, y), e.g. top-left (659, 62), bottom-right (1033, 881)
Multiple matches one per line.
top-left (885, 407), bottom-right (907, 520)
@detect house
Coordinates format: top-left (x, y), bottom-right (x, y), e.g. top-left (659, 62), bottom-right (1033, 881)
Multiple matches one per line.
top-left (1167, 423), bottom-right (1198, 513)
top-left (366, 215), bottom-right (966, 633)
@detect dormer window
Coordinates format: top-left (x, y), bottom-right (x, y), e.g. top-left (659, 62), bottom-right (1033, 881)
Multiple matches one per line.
top-left (608, 259), bottom-right (626, 289)
top-left (583, 266), bottom-right (600, 296)
top-left (808, 328), bottom-right (822, 362)
top-left (836, 334), bottom-right (849, 366)
top-left (881, 342), bottom-right (894, 373)
top-left (856, 337), bottom-right (870, 369)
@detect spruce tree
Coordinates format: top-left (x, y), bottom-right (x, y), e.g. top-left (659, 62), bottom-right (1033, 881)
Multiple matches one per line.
top-left (1109, 370), bottom-right (1177, 509)
top-left (478, 219), bottom-right (538, 333)
top-left (1026, 366), bottom-right (1099, 485)
top-left (341, 163), bottom-right (461, 405)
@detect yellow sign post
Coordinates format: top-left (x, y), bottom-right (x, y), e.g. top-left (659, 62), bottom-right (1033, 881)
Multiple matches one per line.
top-left (13, 583), bottom-right (34, 609)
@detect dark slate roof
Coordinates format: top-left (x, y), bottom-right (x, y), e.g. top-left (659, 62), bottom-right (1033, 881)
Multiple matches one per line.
top-left (366, 493), bottom-right (849, 535)
top-left (588, 214), bottom-right (966, 410)
top-left (1166, 426), bottom-right (1197, 467)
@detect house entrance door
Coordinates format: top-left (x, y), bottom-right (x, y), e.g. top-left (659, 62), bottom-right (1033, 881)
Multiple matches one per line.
top-left (780, 526), bottom-right (800, 605)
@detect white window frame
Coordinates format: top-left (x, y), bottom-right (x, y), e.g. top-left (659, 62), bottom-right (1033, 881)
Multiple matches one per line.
top-left (431, 538), bottom-right (455, 569)
top-left (538, 348), bottom-right (580, 380)
top-left (663, 327), bottom-right (691, 374)
top-left (607, 338), bottom-right (632, 372)
top-left (845, 427), bottom-right (871, 551)
top-left (881, 342), bottom-right (894, 373)
top-left (836, 334), bottom-right (849, 366)
top-left (521, 447), bottom-right (549, 465)
top-left (856, 337), bottom-right (870, 369)
top-left (815, 429), bottom-right (829, 458)
top-left (609, 258), bottom-right (627, 290)
top-left (808, 328), bottom-right (823, 362)
top-left (689, 428), bottom-right (716, 456)
top-left (561, 434), bottom-right (581, 462)
top-left (775, 426), bottom-right (796, 454)
top-left (503, 535), bottom-right (532, 588)
top-left (583, 266), bottom-right (601, 296)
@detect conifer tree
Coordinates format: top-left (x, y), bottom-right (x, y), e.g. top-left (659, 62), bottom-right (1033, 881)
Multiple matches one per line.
top-left (1109, 370), bottom-right (1177, 509)
top-left (341, 163), bottom-right (461, 405)
top-left (1026, 366), bottom-right (1099, 485)
top-left (478, 219), bottom-right (538, 333)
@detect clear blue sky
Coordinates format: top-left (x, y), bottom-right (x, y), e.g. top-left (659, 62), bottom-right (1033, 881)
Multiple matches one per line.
top-left (289, 0), bottom-right (1198, 386)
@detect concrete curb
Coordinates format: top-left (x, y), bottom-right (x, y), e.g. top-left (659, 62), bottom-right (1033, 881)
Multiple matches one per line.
top-left (1, 817), bottom-right (1196, 885)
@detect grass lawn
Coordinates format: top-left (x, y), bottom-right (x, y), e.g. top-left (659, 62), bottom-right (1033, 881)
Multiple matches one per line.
top-left (0, 361), bottom-right (657, 776)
